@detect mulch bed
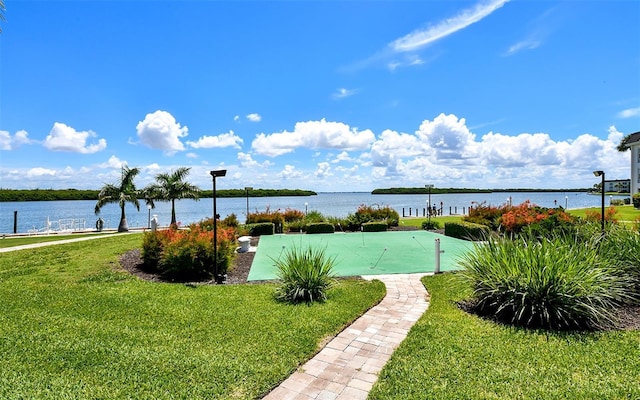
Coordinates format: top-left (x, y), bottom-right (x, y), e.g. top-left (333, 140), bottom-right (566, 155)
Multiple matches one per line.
top-left (119, 236), bottom-right (259, 285)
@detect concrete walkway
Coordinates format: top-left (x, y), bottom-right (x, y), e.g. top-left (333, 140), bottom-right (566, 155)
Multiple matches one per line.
top-left (263, 273), bottom-right (430, 400)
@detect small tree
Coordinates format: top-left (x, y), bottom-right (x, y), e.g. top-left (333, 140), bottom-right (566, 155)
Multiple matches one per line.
top-left (95, 166), bottom-right (141, 232)
top-left (144, 167), bottom-right (200, 226)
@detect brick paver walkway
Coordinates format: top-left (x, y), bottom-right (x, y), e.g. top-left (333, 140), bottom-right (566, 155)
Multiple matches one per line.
top-left (263, 273), bottom-right (430, 400)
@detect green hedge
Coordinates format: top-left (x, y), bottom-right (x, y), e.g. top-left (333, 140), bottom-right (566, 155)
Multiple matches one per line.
top-left (306, 222), bottom-right (335, 234)
top-left (247, 223), bottom-right (275, 236)
top-left (444, 221), bottom-right (489, 241)
top-left (362, 222), bottom-right (387, 232)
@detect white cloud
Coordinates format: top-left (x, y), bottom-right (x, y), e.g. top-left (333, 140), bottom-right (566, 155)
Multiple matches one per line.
top-left (136, 110), bottom-right (188, 154)
top-left (99, 155), bottom-right (127, 169)
top-left (186, 152), bottom-right (198, 159)
top-left (0, 130), bottom-right (32, 151)
top-left (234, 115), bottom-right (240, 121)
top-left (505, 39), bottom-right (541, 55)
top-left (618, 107), bottom-right (640, 119)
top-left (315, 162), bottom-right (331, 178)
top-left (43, 123), bottom-right (107, 154)
top-left (415, 113), bottom-right (477, 159)
top-left (26, 167), bottom-right (56, 177)
top-left (246, 113), bottom-right (262, 122)
top-left (390, 0), bottom-right (510, 52)
top-left (187, 131), bottom-right (243, 149)
top-left (237, 152), bottom-right (273, 169)
top-left (279, 165), bottom-right (302, 179)
top-left (332, 88), bottom-right (359, 99)
top-left (332, 151), bottom-right (353, 163)
top-left (252, 119), bottom-right (376, 157)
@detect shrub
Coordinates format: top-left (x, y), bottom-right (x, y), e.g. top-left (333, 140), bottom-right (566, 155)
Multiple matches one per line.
top-left (141, 223), bottom-right (237, 282)
top-left (247, 207), bottom-right (284, 232)
top-left (274, 245), bottom-right (337, 304)
top-left (464, 202), bottom-right (504, 230)
top-left (422, 220), bottom-right (441, 230)
top-left (444, 221), bottom-right (489, 241)
top-left (595, 224), bottom-right (640, 299)
top-left (610, 199), bottom-right (625, 206)
top-left (141, 230), bottom-right (167, 270)
top-left (344, 204), bottom-right (399, 230)
top-left (306, 222), bottom-right (335, 234)
top-left (499, 201), bottom-right (576, 236)
top-left (458, 232), bottom-right (635, 330)
top-left (584, 206), bottom-right (618, 224)
top-left (282, 208), bottom-right (305, 222)
top-left (222, 213), bottom-right (239, 227)
top-left (633, 193), bottom-right (640, 209)
top-left (247, 222), bottom-right (275, 236)
top-left (362, 222), bottom-right (387, 232)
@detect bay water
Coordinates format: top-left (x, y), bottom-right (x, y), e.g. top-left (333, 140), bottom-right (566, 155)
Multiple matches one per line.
top-left (0, 191), bottom-right (626, 234)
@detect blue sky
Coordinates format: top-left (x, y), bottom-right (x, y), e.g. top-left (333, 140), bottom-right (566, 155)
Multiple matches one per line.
top-left (1, 0), bottom-right (639, 192)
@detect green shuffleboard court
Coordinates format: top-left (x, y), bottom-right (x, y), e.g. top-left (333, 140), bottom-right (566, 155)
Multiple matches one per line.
top-left (247, 230), bottom-right (475, 281)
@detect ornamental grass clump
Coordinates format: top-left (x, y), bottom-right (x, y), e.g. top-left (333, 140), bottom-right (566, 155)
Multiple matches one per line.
top-left (459, 232), bottom-right (634, 330)
top-left (274, 245), bottom-right (337, 304)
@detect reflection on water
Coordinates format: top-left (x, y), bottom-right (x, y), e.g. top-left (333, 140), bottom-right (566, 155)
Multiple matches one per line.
top-left (0, 191), bottom-right (626, 234)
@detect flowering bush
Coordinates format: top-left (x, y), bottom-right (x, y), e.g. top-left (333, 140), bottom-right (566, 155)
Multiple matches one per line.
top-left (282, 208), bottom-right (305, 222)
top-left (142, 222), bottom-right (237, 282)
top-left (584, 206), bottom-right (618, 224)
top-left (499, 200), bottom-right (575, 235)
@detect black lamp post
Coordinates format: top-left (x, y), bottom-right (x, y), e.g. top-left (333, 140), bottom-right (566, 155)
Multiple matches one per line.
top-left (147, 205), bottom-right (152, 228)
top-left (210, 169), bottom-right (227, 283)
top-left (593, 170), bottom-right (605, 234)
top-left (245, 186), bottom-right (252, 223)
top-left (426, 184), bottom-right (434, 224)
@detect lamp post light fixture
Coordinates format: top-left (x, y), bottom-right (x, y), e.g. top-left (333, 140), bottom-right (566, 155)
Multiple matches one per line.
top-left (425, 184), bottom-right (434, 224)
top-left (593, 170), bottom-right (605, 234)
top-left (245, 187), bottom-right (253, 223)
top-left (304, 202), bottom-right (308, 215)
top-left (210, 169), bottom-right (227, 284)
top-left (147, 205), bottom-right (152, 228)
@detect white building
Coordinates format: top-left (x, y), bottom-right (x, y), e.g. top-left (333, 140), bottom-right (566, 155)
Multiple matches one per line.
top-left (604, 179), bottom-right (630, 193)
top-left (627, 131), bottom-right (640, 197)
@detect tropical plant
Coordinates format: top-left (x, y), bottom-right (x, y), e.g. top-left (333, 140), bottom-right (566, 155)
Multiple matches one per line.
top-left (274, 245), bottom-right (337, 304)
top-left (458, 231), bottom-right (635, 330)
top-left (94, 166), bottom-right (141, 232)
top-left (144, 167), bottom-right (200, 226)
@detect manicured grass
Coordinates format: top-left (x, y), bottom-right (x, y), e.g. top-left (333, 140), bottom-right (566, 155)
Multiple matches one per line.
top-left (0, 232), bottom-right (115, 248)
top-left (0, 234), bottom-right (385, 399)
top-left (368, 273), bottom-right (640, 399)
top-left (399, 215), bottom-right (463, 228)
top-left (568, 204), bottom-right (640, 222)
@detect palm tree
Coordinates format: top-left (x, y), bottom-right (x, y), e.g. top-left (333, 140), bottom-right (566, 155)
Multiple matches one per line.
top-left (145, 167), bottom-right (200, 226)
top-left (94, 166), bottom-right (141, 232)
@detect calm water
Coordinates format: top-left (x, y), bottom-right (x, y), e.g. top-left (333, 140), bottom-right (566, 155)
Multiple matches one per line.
top-left (0, 192), bottom-right (627, 234)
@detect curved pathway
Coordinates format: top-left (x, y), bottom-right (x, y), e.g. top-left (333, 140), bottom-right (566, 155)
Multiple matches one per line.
top-left (264, 273), bottom-right (430, 400)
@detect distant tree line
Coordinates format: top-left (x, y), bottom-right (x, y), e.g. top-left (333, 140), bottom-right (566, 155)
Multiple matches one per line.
top-left (372, 187), bottom-right (589, 195)
top-left (0, 189), bottom-right (100, 202)
top-left (0, 188), bottom-right (317, 202)
top-left (200, 189), bottom-right (317, 198)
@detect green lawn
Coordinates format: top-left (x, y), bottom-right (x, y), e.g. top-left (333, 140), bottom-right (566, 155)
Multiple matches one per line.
top-left (0, 232), bottom-right (115, 248)
top-left (368, 273), bottom-right (640, 399)
top-left (568, 204), bottom-right (640, 223)
top-left (0, 234), bottom-right (385, 399)
top-left (399, 215), bottom-right (463, 228)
